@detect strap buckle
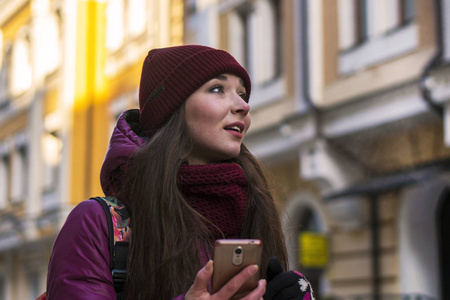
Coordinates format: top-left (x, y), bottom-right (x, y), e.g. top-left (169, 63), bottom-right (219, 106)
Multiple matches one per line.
top-left (111, 269), bottom-right (127, 291)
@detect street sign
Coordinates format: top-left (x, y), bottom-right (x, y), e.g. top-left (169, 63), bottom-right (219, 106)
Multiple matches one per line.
top-left (298, 231), bottom-right (328, 268)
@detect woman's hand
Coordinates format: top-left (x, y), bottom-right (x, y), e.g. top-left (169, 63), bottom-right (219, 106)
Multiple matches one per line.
top-left (185, 260), bottom-right (266, 300)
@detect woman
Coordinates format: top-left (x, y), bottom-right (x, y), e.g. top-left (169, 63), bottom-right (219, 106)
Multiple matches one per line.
top-left (45, 45), bottom-right (314, 300)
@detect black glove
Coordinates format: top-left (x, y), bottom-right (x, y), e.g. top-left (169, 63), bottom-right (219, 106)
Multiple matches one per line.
top-left (264, 257), bottom-right (315, 300)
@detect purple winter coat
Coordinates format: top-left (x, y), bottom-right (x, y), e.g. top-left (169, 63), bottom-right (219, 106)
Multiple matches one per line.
top-left (46, 110), bottom-right (184, 299)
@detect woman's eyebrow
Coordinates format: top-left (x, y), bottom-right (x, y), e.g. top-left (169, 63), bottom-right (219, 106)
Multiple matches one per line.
top-left (213, 75), bottom-right (245, 89)
top-left (214, 74), bottom-right (228, 81)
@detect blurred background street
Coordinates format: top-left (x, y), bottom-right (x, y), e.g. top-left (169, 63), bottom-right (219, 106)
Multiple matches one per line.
top-left (0, 0), bottom-right (449, 299)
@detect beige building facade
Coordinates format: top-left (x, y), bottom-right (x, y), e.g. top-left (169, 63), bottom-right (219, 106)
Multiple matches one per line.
top-left (186, 0), bottom-right (450, 299)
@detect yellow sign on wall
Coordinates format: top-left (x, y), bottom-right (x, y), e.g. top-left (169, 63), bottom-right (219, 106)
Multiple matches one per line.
top-left (298, 231), bottom-right (328, 268)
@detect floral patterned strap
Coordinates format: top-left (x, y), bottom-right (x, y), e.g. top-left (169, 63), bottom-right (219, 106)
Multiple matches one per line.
top-left (35, 197), bottom-right (132, 300)
top-left (98, 196), bottom-right (132, 244)
top-left (93, 197), bottom-right (131, 298)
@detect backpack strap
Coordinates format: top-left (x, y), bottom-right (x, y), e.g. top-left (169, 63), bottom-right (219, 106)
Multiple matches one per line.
top-left (93, 197), bottom-right (131, 299)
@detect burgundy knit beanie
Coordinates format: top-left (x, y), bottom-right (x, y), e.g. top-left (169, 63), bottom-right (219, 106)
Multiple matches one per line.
top-left (138, 45), bottom-right (251, 135)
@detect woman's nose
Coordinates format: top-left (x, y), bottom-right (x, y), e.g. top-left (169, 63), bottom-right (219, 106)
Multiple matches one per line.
top-left (232, 94), bottom-right (250, 116)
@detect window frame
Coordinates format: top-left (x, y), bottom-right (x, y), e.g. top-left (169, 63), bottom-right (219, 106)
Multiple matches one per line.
top-left (338, 0), bottom-right (418, 75)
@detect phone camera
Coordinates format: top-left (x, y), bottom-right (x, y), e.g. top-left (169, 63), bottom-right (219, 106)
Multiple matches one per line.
top-left (232, 246), bottom-right (244, 266)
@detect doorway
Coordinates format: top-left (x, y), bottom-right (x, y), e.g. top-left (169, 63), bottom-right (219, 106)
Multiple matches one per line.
top-left (283, 191), bottom-right (329, 299)
top-left (438, 187), bottom-right (450, 299)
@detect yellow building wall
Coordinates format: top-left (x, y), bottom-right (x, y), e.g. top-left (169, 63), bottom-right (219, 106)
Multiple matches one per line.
top-left (1, 3), bottom-right (31, 39)
top-left (71, 0), bottom-right (109, 204)
top-left (0, 3), bottom-right (31, 141)
top-left (70, 0), bottom-right (185, 204)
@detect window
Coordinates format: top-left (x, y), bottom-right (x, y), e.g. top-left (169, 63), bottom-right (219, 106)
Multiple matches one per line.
top-left (338, 0), bottom-right (368, 50)
top-left (0, 30), bottom-right (2, 68)
top-left (0, 155), bottom-right (9, 209)
top-left (107, 0), bottom-right (149, 52)
top-left (248, 0), bottom-right (281, 85)
top-left (34, 12), bottom-right (61, 79)
top-left (355, 0), bottom-right (368, 43)
top-left (41, 132), bottom-right (61, 193)
top-left (11, 34), bottom-right (32, 95)
top-left (185, 0), bottom-right (197, 15)
top-left (229, 0), bottom-right (281, 86)
top-left (127, 0), bottom-right (146, 37)
top-left (339, 0), bottom-right (414, 51)
top-left (229, 5), bottom-right (250, 69)
top-left (399, 0), bottom-right (415, 26)
top-left (10, 146), bottom-right (28, 204)
top-left (106, 0), bottom-right (125, 51)
top-left (374, 0), bottom-right (415, 35)
top-left (0, 43), bottom-right (11, 108)
top-left (225, 0), bottom-right (284, 107)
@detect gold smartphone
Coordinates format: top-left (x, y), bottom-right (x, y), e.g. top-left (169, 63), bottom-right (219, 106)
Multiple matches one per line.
top-left (211, 239), bottom-right (263, 299)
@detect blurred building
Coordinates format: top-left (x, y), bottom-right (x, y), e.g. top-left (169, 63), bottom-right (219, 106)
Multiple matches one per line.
top-left (185, 0), bottom-right (450, 299)
top-left (2, 0), bottom-right (450, 299)
top-left (0, 0), bottom-right (183, 298)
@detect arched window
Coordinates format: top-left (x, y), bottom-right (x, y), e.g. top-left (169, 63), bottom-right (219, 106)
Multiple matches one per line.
top-left (283, 192), bottom-right (329, 299)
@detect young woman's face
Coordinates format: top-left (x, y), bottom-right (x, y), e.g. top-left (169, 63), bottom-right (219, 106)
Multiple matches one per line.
top-left (185, 73), bottom-right (251, 164)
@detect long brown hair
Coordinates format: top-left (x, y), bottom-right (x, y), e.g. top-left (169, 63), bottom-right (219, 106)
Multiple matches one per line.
top-left (119, 105), bottom-right (287, 299)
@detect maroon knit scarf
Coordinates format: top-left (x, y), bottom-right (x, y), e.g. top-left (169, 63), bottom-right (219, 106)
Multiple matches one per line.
top-left (178, 163), bottom-right (249, 239)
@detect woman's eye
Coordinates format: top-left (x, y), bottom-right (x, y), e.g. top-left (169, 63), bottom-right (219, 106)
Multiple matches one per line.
top-left (210, 86), bottom-right (223, 93)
